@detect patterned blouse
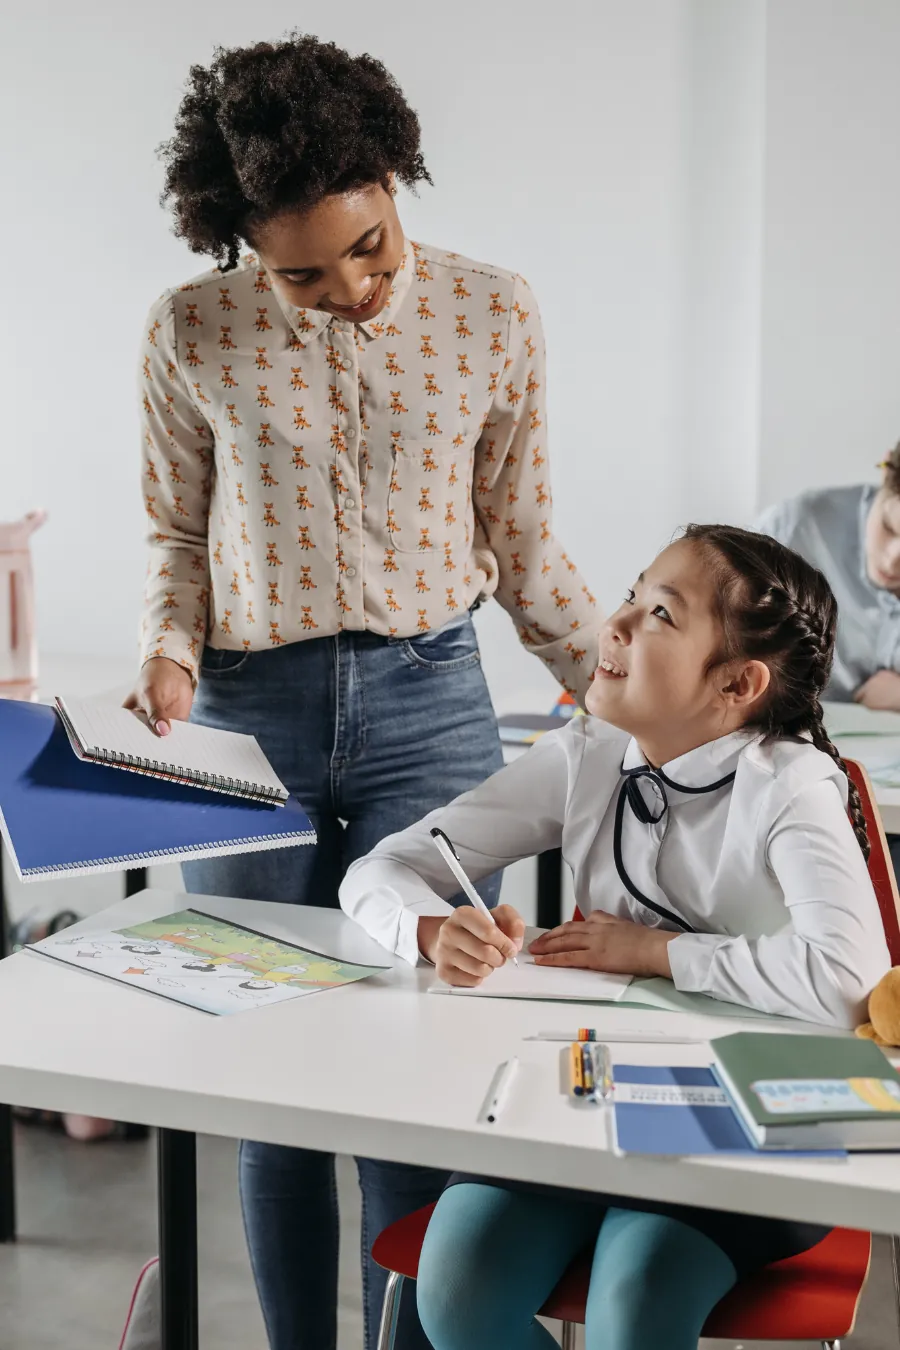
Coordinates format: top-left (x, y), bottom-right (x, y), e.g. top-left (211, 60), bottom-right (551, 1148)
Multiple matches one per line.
top-left (139, 238), bottom-right (600, 697)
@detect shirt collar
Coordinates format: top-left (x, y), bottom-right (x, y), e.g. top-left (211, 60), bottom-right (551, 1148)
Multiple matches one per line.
top-left (622, 729), bottom-right (755, 795)
top-left (272, 241), bottom-right (415, 348)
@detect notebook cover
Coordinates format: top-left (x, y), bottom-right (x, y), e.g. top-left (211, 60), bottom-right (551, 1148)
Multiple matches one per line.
top-left (611, 1064), bottom-right (845, 1157)
top-left (711, 1032), bottom-right (900, 1127)
top-left (0, 699), bottom-right (315, 880)
top-left (612, 1065), bottom-right (758, 1155)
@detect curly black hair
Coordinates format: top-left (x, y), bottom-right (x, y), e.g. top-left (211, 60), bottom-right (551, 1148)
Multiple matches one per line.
top-left (159, 34), bottom-right (432, 271)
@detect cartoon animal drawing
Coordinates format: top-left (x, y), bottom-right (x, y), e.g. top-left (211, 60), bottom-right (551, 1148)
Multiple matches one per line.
top-left (255, 347), bottom-right (273, 370)
top-left (420, 335), bottom-right (437, 359)
top-left (260, 462), bottom-right (278, 487)
top-left (293, 406), bottom-right (311, 430)
top-left (488, 292), bottom-right (507, 316)
top-left (291, 367), bottom-right (308, 390)
top-left (255, 308), bottom-right (272, 331)
top-left (300, 607), bottom-right (318, 630)
top-left (455, 315), bottom-right (473, 339)
top-left (219, 326), bottom-right (237, 350)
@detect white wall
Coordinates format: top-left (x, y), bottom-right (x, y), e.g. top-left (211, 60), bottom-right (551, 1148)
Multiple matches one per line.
top-left (758, 0), bottom-right (900, 507)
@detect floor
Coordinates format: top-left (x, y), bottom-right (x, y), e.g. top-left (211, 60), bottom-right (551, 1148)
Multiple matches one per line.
top-left (0, 1124), bottom-right (898, 1350)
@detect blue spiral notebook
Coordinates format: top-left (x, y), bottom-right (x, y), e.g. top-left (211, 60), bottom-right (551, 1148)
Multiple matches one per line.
top-left (0, 699), bottom-right (315, 880)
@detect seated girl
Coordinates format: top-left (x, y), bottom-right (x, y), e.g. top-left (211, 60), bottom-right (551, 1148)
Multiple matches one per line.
top-left (340, 524), bottom-right (890, 1350)
top-left (756, 442), bottom-right (900, 711)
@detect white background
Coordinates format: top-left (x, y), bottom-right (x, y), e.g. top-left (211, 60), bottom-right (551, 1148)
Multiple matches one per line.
top-left (2, 0), bottom-right (900, 917)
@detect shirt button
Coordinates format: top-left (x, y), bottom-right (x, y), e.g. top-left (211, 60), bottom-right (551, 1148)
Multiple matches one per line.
top-left (345, 566), bottom-right (357, 578)
top-left (345, 498), bottom-right (356, 511)
top-left (346, 428), bottom-right (357, 440)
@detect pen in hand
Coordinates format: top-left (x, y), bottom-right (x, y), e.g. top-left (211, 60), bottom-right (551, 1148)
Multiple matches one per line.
top-left (429, 827), bottom-right (519, 967)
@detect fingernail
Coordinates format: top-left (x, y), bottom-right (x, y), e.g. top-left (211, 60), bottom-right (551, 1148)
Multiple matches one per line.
top-left (156, 720), bottom-right (170, 735)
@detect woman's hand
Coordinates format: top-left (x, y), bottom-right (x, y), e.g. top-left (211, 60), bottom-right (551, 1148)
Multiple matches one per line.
top-left (419, 905), bottom-right (526, 986)
top-left (530, 911), bottom-right (675, 979)
top-left (123, 657), bottom-right (194, 736)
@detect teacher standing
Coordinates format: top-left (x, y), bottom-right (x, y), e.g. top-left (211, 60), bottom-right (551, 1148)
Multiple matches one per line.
top-left (127, 33), bottom-right (601, 1350)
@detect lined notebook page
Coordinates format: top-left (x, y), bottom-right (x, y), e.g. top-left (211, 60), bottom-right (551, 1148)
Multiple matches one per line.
top-left (57, 697), bottom-right (287, 798)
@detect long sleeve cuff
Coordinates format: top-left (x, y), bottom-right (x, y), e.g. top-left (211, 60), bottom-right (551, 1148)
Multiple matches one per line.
top-left (520, 615), bottom-right (604, 706)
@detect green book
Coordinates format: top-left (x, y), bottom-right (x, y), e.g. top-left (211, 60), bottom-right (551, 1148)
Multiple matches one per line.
top-left (712, 1032), bottom-right (900, 1150)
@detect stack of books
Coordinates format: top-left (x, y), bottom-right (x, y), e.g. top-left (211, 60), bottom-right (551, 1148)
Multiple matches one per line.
top-left (612, 1032), bottom-right (900, 1158)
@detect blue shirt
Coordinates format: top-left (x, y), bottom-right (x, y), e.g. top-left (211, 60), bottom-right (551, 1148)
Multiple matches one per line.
top-left (756, 484), bottom-right (900, 701)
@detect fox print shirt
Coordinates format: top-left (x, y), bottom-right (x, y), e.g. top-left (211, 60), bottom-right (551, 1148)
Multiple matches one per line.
top-left (138, 239), bottom-right (601, 695)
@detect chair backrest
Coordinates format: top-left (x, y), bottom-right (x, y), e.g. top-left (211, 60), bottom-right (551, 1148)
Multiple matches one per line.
top-left (845, 758), bottom-right (900, 966)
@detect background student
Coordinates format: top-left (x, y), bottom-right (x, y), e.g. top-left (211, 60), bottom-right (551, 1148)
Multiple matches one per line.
top-left (341, 523), bottom-right (889, 1350)
top-left (756, 442), bottom-right (900, 712)
top-left (123, 33), bottom-right (601, 1350)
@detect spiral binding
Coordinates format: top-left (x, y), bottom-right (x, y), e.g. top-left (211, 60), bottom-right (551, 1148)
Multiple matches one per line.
top-left (21, 829), bottom-right (316, 875)
top-left (92, 748), bottom-right (285, 805)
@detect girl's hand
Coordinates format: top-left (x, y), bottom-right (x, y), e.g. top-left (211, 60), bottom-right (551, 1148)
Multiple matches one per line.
top-left (529, 911), bottom-right (675, 979)
top-left (419, 905), bottom-right (525, 986)
top-left (124, 657), bottom-right (194, 736)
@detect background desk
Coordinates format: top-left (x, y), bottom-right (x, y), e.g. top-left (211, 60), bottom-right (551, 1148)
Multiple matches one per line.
top-left (3, 889), bottom-right (900, 1350)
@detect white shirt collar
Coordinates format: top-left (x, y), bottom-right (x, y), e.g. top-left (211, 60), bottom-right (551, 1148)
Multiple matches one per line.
top-left (621, 728), bottom-right (758, 794)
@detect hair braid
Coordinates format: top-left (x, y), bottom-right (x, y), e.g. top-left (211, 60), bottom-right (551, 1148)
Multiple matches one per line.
top-left (804, 701), bottom-right (870, 861)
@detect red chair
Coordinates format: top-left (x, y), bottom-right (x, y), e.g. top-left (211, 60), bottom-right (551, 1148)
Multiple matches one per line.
top-left (372, 758), bottom-right (900, 1350)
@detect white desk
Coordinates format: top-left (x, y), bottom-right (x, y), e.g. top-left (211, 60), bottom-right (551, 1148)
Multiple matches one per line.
top-left (834, 734), bottom-right (900, 833)
top-left (3, 889), bottom-right (900, 1349)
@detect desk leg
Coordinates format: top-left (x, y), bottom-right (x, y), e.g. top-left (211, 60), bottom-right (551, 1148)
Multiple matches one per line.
top-left (0, 852), bottom-right (15, 1243)
top-left (158, 1128), bottom-right (198, 1350)
top-left (125, 867), bottom-right (148, 898)
top-left (536, 847), bottom-right (564, 929)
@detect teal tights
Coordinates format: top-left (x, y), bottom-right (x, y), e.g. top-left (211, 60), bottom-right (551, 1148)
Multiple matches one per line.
top-left (416, 1185), bottom-right (738, 1350)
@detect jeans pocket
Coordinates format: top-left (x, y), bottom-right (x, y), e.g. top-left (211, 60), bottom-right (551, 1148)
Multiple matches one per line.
top-left (199, 645), bottom-right (253, 679)
top-left (394, 614), bottom-right (482, 671)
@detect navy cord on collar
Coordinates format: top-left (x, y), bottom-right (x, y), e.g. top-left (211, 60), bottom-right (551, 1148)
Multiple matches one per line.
top-left (612, 761), bottom-right (737, 932)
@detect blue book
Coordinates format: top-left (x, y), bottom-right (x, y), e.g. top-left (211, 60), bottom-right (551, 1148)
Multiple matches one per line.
top-left (612, 1065), bottom-right (845, 1158)
top-left (0, 699), bottom-right (315, 880)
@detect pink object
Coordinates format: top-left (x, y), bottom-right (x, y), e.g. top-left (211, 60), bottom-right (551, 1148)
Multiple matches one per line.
top-left (0, 510), bottom-right (46, 702)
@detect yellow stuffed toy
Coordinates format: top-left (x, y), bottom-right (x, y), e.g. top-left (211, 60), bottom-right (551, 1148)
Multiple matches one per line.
top-left (856, 967), bottom-right (900, 1047)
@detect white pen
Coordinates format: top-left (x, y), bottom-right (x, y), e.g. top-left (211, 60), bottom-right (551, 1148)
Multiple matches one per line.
top-left (430, 826), bottom-right (519, 966)
top-left (482, 1057), bottom-right (519, 1124)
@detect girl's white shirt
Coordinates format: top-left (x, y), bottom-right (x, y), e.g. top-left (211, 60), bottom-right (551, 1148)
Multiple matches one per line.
top-left (339, 718), bottom-right (891, 1027)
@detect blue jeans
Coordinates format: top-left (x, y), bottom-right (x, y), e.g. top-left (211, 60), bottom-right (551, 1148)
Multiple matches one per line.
top-left (182, 614), bottom-right (504, 1350)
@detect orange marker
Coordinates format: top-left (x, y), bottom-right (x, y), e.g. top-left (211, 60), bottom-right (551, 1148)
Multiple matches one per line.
top-left (569, 1041), bottom-right (585, 1097)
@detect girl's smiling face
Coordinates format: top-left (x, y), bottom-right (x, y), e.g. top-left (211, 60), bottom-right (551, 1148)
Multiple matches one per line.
top-left (585, 539), bottom-right (769, 765)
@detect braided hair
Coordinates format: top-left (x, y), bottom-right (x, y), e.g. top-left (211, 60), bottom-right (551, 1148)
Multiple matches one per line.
top-left (683, 524), bottom-right (870, 860)
top-left (158, 34), bottom-right (432, 272)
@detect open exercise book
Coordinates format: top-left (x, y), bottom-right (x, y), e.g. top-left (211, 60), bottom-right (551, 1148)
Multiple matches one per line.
top-left (29, 908), bottom-right (388, 1016)
top-left (56, 695), bottom-right (289, 805)
top-left (430, 928), bottom-right (633, 1003)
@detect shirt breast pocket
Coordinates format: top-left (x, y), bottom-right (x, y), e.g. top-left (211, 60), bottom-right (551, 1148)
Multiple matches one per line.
top-left (387, 433), bottom-right (477, 554)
